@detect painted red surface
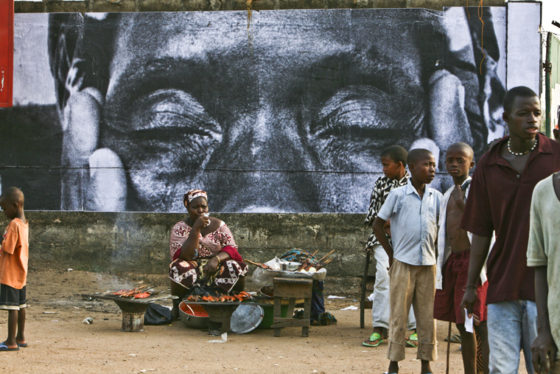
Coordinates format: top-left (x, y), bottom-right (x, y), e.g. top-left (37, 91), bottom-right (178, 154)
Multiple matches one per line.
top-left (0, 0), bottom-right (14, 107)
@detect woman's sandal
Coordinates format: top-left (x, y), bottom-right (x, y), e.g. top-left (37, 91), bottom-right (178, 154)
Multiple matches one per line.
top-left (362, 332), bottom-right (384, 347)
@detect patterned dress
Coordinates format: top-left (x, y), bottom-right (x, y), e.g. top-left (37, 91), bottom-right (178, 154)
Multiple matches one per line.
top-left (364, 172), bottom-right (409, 251)
top-left (168, 221), bottom-right (248, 293)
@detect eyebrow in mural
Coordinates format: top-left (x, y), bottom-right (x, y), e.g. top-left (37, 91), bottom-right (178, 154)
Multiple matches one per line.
top-left (19, 7), bottom-right (505, 213)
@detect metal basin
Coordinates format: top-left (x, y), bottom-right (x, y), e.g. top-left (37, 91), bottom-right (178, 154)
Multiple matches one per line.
top-left (179, 301), bottom-right (210, 329)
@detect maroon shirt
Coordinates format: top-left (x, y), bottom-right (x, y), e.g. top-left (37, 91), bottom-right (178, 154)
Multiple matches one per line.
top-left (462, 133), bottom-right (560, 304)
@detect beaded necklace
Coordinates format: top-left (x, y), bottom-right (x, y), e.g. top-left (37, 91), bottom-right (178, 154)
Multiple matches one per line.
top-left (507, 138), bottom-right (537, 156)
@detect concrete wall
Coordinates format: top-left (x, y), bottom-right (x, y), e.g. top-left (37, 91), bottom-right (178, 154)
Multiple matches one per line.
top-left (4, 212), bottom-right (369, 294)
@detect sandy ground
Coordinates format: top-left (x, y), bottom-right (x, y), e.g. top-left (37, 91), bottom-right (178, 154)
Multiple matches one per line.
top-left (0, 269), bottom-right (528, 374)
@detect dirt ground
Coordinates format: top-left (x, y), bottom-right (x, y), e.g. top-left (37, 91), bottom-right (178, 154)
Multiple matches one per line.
top-left (0, 269), bottom-right (527, 374)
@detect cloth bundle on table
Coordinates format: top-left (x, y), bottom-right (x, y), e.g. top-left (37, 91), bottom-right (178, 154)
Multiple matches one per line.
top-left (169, 221), bottom-right (248, 294)
top-left (280, 249), bottom-right (336, 325)
top-left (279, 249), bottom-right (319, 264)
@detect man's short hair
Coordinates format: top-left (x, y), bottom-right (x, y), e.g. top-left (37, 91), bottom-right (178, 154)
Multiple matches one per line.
top-left (381, 145), bottom-right (408, 166)
top-left (503, 86), bottom-right (537, 114)
top-left (407, 148), bottom-right (433, 165)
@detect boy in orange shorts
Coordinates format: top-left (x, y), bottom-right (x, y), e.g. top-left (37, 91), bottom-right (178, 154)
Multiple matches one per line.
top-left (0, 187), bottom-right (29, 351)
top-left (434, 143), bottom-right (488, 374)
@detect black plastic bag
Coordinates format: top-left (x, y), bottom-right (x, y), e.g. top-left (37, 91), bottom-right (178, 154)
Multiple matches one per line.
top-left (144, 303), bottom-right (173, 325)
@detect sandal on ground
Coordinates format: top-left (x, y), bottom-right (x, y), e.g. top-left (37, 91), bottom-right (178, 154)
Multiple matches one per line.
top-left (0, 342), bottom-right (19, 351)
top-left (405, 332), bottom-right (418, 348)
top-left (16, 340), bottom-right (28, 348)
top-left (362, 332), bottom-right (384, 347)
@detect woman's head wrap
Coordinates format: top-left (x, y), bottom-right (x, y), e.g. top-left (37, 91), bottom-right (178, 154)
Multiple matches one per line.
top-left (184, 189), bottom-right (208, 204)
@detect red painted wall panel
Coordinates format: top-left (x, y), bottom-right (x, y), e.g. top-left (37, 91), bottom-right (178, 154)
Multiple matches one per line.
top-left (0, 0), bottom-right (14, 107)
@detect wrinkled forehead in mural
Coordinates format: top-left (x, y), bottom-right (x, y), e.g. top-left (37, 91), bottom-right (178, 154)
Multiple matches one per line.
top-left (48, 8), bottom-right (504, 213)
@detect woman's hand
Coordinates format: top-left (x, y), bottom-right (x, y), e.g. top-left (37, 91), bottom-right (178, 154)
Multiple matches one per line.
top-left (60, 87), bottom-right (127, 211)
top-left (193, 215), bottom-right (210, 230)
top-left (203, 256), bottom-right (221, 274)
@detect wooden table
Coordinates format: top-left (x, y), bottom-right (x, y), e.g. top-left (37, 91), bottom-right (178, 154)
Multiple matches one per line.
top-left (271, 277), bottom-right (313, 337)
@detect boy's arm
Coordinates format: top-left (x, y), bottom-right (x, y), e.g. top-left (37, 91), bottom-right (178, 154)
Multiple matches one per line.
top-left (461, 165), bottom-right (492, 313)
top-left (532, 266), bottom-right (557, 374)
top-left (0, 223), bottom-right (17, 255)
top-left (528, 184), bottom-right (556, 373)
top-left (365, 179), bottom-right (382, 226)
top-left (375, 189), bottom-right (398, 263)
top-left (373, 217), bottom-right (393, 265)
top-left (461, 234), bottom-right (491, 312)
top-left (450, 184), bottom-right (466, 211)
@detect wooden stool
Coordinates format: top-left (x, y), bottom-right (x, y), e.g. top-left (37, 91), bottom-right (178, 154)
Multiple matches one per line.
top-left (271, 277), bottom-right (313, 337)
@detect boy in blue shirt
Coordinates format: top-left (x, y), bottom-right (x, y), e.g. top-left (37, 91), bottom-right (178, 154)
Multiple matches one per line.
top-left (374, 148), bottom-right (442, 374)
top-left (362, 145), bottom-right (416, 348)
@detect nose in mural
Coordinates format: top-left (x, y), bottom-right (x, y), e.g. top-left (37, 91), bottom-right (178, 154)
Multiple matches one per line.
top-left (204, 106), bottom-right (320, 213)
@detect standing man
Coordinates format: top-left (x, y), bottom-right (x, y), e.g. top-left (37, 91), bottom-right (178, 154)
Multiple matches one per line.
top-left (362, 145), bottom-right (416, 348)
top-left (461, 86), bottom-right (560, 373)
top-left (527, 172), bottom-right (560, 374)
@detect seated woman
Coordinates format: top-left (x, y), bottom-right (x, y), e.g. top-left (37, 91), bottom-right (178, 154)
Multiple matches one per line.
top-left (169, 189), bottom-right (248, 307)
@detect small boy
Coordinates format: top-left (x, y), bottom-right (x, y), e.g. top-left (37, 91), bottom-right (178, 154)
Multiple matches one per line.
top-left (527, 171), bottom-right (560, 374)
top-left (362, 145), bottom-right (417, 348)
top-left (374, 148), bottom-right (442, 374)
top-left (433, 143), bottom-right (489, 374)
top-left (0, 187), bottom-right (29, 351)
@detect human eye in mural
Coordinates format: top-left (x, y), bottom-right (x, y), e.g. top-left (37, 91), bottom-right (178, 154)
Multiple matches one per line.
top-left (12, 7), bottom-right (506, 212)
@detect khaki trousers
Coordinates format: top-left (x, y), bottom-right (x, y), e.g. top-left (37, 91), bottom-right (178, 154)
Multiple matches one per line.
top-left (388, 260), bottom-right (437, 362)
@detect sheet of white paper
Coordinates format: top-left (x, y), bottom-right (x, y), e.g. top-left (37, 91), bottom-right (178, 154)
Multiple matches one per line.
top-left (464, 308), bottom-right (474, 333)
top-left (208, 332), bottom-right (228, 343)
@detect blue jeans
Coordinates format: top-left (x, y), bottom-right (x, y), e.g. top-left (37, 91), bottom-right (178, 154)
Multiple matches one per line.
top-left (487, 300), bottom-right (537, 374)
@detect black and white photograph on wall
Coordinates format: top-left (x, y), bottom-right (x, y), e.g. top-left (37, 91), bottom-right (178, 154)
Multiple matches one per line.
top-left (1, 7), bottom-right (519, 212)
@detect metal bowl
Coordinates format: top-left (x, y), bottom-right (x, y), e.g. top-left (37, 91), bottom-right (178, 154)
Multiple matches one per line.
top-left (179, 301), bottom-right (210, 329)
top-left (230, 302), bottom-right (264, 334)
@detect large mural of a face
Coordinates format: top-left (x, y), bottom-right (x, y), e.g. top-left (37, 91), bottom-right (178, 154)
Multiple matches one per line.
top-left (3, 8), bottom-right (511, 212)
